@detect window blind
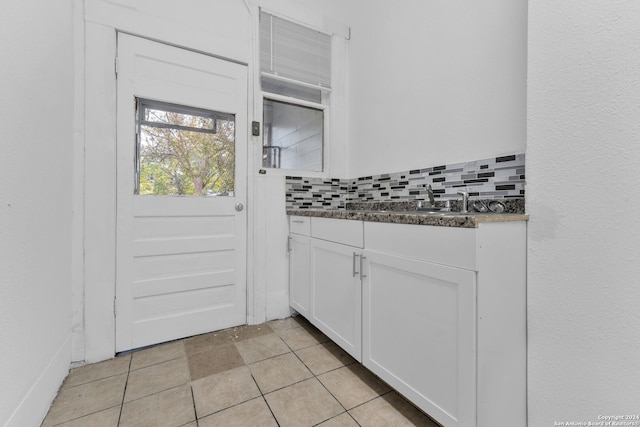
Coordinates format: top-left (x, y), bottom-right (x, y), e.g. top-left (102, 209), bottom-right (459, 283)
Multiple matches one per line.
top-left (260, 11), bottom-right (331, 90)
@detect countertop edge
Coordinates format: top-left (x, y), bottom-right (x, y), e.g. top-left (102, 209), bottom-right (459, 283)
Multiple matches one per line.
top-left (286, 209), bottom-right (529, 229)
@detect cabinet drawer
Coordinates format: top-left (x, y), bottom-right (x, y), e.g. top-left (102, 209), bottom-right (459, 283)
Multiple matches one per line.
top-left (289, 216), bottom-right (311, 235)
top-left (365, 222), bottom-right (477, 270)
top-left (311, 217), bottom-right (364, 248)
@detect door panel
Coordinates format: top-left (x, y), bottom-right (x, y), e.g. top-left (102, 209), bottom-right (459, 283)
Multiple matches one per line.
top-left (362, 251), bottom-right (476, 427)
top-left (116, 34), bottom-right (247, 352)
top-left (310, 239), bottom-right (362, 360)
top-left (289, 234), bottom-right (311, 317)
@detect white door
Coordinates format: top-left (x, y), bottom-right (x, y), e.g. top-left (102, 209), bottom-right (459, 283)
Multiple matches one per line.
top-left (115, 34), bottom-right (248, 352)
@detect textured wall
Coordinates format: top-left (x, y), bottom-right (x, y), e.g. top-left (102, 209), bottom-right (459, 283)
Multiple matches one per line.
top-left (527, 1), bottom-right (640, 424)
top-left (0, 1), bottom-right (75, 425)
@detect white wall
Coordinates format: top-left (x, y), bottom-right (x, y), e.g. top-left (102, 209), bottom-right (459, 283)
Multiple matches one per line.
top-left (527, 1), bottom-right (640, 424)
top-left (0, 1), bottom-right (75, 426)
top-left (345, 0), bottom-right (527, 178)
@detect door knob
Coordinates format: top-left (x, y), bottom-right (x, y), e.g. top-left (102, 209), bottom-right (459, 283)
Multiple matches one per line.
top-left (235, 203), bottom-right (244, 212)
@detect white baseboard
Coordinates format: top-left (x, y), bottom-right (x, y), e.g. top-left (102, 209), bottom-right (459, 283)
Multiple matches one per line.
top-left (4, 336), bottom-right (71, 427)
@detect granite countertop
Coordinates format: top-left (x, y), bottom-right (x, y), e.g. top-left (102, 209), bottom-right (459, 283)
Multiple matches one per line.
top-left (286, 200), bottom-right (528, 229)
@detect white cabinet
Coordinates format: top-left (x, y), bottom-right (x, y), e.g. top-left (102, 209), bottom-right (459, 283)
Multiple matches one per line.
top-left (288, 216), bottom-right (311, 317)
top-left (288, 233), bottom-right (310, 317)
top-left (363, 251), bottom-right (476, 427)
top-left (288, 215), bottom-right (527, 427)
top-left (310, 238), bottom-right (362, 360)
top-left (288, 216), bottom-right (364, 361)
top-left (363, 220), bottom-right (527, 427)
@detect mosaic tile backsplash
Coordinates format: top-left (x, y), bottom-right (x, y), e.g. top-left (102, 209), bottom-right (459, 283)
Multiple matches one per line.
top-left (286, 153), bottom-right (525, 210)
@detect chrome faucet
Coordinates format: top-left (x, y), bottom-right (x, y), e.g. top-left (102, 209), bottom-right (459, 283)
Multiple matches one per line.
top-left (417, 185), bottom-right (436, 209)
top-left (426, 184), bottom-right (435, 206)
top-left (457, 191), bottom-right (469, 213)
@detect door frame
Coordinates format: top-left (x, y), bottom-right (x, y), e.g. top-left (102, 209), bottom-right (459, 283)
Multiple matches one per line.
top-left (81, 23), bottom-right (260, 362)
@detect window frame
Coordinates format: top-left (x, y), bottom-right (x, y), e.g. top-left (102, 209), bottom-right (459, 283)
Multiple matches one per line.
top-left (261, 91), bottom-right (328, 173)
top-left (258, 8), bottom-right (333, 176)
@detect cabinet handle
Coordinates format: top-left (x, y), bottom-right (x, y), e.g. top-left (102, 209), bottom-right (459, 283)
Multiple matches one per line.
top-left (292, 220), bottom-right (304, 224)
top-left (353, 252), bottom-right (360, 277)
top-left (360, 255), bottom-right (367, 279)
top-left (287, 236), bottom-right (292, 253)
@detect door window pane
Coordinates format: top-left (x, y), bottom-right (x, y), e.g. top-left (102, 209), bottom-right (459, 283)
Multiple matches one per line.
top-left (136, 99), bottom-right (235, 196)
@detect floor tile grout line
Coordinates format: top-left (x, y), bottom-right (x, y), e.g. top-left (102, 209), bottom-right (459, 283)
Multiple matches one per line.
top-left (273, 327), bottom-right (307, 353)
top-left (279, 340), bottom-right (363, 427)
top-left (243, 345), bottom-right (294, 366)
top-left (259, 393), bottom-right (281, 426)
top-left (192, 366), bottom-right (281, 425)
top-left (129, 354), bottom-right (185, 372)
top-left (189, 384), bottom-right (198, 423)
top-left (246, 340), bottom-right (318, 427)
top-left (47, 403), bottom-right (123, 427)
top-left (299, 355), bottom-right (358, 378)
top-left (245, 346), bottom-right (315, 425)
top-left (58, 374), bottom-right (124, 390)
top-left (246, 345), bottom-right (315, 395)
top-left (194, 395), bottom-right (266, 421)
top-left (59, 361), bottom-right (131, 390)
top-left (259, 374), bottom-right (315, 396)
top-left (116, 353), bottom-right (133, 426)
top-left (121, 382), bottom-right (191, 405)
top-left (288, 335), bottom-right (396, 427)
top-left (311, 410), bottom-right (361, 427)
top-left (296, 348), bottom-right (359, 427)
top-left (192, 368), bottom-right (262, 420)
top-left (347, 389), bottom-right (395, 412)
top-left (231, 333), bottom-right (292, 366)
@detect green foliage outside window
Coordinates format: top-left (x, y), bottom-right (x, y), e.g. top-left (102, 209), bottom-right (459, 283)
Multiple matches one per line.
top-left (138, 108), bottom-right (235, 196)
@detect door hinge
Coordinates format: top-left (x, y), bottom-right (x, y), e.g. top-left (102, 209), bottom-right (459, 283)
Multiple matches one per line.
top-left (113, 298), bottom-right (117, 316)
top-left (114, 57), bottom-right (119, 77)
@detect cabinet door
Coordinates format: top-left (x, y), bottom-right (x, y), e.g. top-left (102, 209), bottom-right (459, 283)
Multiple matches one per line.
top-left (362, 251), bottom-right (476, 427)
top-left (310, 238), bottom-right (362, 360)
top-left (289, 234), bottom-right (311, 317)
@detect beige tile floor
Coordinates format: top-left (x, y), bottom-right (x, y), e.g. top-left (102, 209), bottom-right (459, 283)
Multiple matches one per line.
top-left (42, 316), bottom-right (440, 427)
